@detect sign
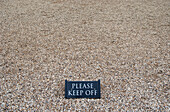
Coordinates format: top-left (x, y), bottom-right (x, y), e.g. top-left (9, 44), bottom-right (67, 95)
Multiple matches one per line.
top-left (65, 80), bottom-right (101, 98)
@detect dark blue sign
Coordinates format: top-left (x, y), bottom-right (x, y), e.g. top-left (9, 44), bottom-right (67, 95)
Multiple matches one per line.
top-left (65, 80), bottom-right (101, 99)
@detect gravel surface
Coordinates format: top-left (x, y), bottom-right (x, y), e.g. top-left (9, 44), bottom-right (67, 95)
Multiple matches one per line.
top-left (0, 0), bottom-right (170, 111)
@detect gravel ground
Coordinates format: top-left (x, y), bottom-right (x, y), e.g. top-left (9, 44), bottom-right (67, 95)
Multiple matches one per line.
top-left (0, 0), bottom-right (170, 111)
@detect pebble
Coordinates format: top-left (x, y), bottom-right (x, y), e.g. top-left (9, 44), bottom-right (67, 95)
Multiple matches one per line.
top-left (0, 0), bottom-right (169, 111)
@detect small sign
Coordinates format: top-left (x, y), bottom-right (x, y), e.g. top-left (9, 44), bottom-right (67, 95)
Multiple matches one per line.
top-left (65, 80), bottom-right (101, 99)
